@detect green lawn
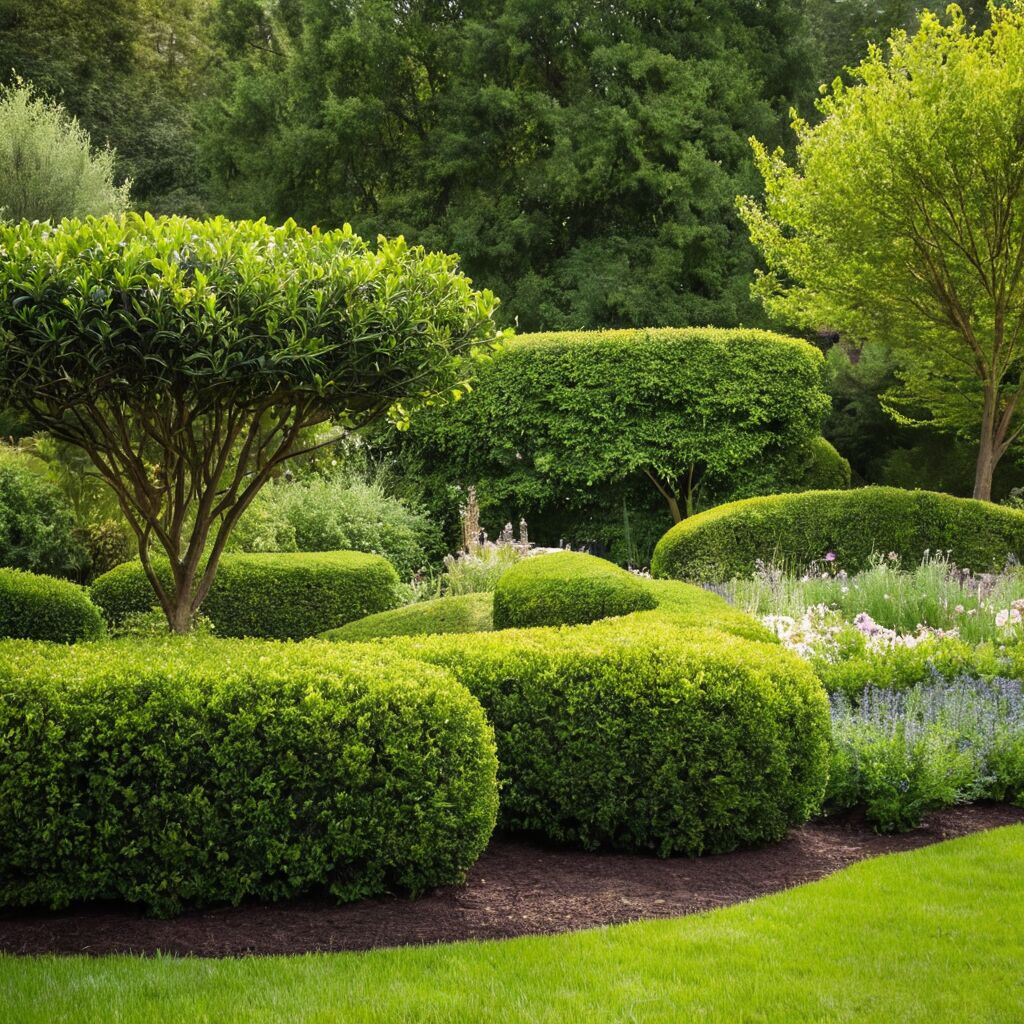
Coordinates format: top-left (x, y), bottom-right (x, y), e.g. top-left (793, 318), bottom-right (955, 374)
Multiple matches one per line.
top-left (3, 825), bottom-right (1023, 1023)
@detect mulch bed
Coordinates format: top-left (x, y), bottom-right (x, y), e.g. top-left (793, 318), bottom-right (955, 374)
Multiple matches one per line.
top-left (3, 803), bottom-right (1022, 958)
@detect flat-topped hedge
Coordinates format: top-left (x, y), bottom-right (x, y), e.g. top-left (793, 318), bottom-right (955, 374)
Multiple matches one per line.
top-left (91, 551), bottom-right (401, 639)
top-left (652, 487), bottom-right (1024, 582)
top-left (0, 638), bottom-right (497, 916)
top-left (0, 568), bottom-right (104, 642)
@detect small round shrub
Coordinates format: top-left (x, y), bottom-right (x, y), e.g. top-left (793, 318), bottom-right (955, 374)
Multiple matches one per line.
top-left (492, 551), bottom-right (656, 629)
top-left (392, 624), bottom-right (829, 855)
top-left (324, 592), bottom-right (495, 641)
top-left (91, 551), bottom-right (401, 639)
top-left (651, 487), bottom-right (1024, 582)
top-left (0, 638), bottom-right (498, 915)
top-left (0, 449), bottom-right (88, 578)
top-left (0, 567), bottom-right (104, 642)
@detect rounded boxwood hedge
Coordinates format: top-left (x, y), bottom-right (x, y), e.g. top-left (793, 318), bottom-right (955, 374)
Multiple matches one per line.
top-left (391, 623), bottom-right (829, 856)
top-left (0, 567), bottom-right (104, 642)
top-left (324, 592), bottom-right (495, 642)
top-left (0, 638), bottom-right (498, 916)
top-left (651, 487), bottom-right (1024, 582)
top-left (91, 551), bottom-right (401, 639)
top-left (492, 551), bottom-right (656, 629)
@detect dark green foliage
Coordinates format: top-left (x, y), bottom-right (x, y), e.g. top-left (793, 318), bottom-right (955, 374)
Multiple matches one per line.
top-left (392, 328), bottom-right (835, 559)
top-left (493, 552), bottom-right (655, 629)
top-left (325, 592), bottom-right (495, 642)
top-left (652, 487), bottom-right (1024, 582)
top-left (91, 551), bottom-right (400, 639)
top-left (393, 624), bottom-right (829, 855)
top-left (202, 0), bottom-right (814, 331)
top-left (0, 638), bottom-right (498, 915)
top-left (0, 567), bottom-right (104, 642)
top-left (0, 451), bottom-right (88, 578)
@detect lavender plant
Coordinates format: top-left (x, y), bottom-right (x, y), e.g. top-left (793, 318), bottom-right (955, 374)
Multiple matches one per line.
top-left (828, 676), bottom-right (1024, 831)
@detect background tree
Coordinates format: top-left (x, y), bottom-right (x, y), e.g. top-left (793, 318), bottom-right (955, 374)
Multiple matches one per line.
top-left (0, 80), bottom-right (131, 221)
top-left (0, 215), bottom-right (503, 631)
top-left (0, 0), bottom-right (214, 213)
top-left (741, 3), bottom-right (1024, 501)
top-left (201, 0), bottom-right (815, 330)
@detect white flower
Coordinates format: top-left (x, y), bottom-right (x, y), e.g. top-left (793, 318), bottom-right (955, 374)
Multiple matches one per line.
top-left (996, 609), bottom-right (1010, 628)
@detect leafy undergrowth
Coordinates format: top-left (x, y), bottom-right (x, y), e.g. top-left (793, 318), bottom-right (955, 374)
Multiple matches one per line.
top-left (3, 825), bottom-right (1022, 1023)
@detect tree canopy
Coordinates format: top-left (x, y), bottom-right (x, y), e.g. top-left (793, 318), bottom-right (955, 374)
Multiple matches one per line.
top-left (0, 214), bottom-right (503, 629)
top-left (741, 2), bottom-right (1024, 501)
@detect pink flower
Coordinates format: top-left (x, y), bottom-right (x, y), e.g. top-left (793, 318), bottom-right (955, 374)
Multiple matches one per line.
top-left (824, 551), bottom-right (837, 562)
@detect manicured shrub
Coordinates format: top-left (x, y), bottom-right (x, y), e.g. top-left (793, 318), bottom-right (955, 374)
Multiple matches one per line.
top-left (391, 327), bottom-right (838, 558)
top-left (0, 448), bottom-right (88, 579)
top-left (652, 487), bottom-right (1024, 582)
top-left (492, 551), bottom-right (656, 628)
top-left (0, 638), bottom-right (498, 915)
top-left (230, 475), bottom-right (443, 581)
top-left (91, 551), bottom-right (401, 639)
top-left (324, 592), bottom-right (495, 642)
top-left (391, 623), bottom-right (829, 855)
top-left (0, 567), bottom-right (104, 643)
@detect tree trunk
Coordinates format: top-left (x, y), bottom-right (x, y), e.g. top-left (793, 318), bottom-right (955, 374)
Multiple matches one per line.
top-left (974, 388), bottom-right (999, 502)
top-left (666, 494), bottom-right (682, 524)
top-left (169, 589), bottom-right (194, 634)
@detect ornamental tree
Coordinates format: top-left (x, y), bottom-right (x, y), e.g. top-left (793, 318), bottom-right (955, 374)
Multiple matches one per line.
top-left (740, 2), bottom-right (1024, 501)
top-left (0, 214), bottom-right (503, 631)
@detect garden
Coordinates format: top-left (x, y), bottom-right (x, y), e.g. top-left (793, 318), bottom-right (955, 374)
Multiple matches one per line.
top-left (2, 3), bottom-right (1024, 1023)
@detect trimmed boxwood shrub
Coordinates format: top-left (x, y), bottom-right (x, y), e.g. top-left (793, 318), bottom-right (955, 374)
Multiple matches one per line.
top-left (329, 574), bottom-right (773, 645)
top-left (324, 592), bottom-right (495, 642)
top-left (0, 638), bottom-right (498, 915)
top-left (91, 551), bottom-right (401, 639)
top-left (493, 551), bottom-right (656, 628)
top-left (391, 623), bottom-right (829, 856)
top-left (0, 567), bottom-right (104, 642)
top-left (652, 487), bottom-right (1024, 582)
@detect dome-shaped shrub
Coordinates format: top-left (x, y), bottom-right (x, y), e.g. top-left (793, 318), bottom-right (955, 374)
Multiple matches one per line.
top-left (652, 487), bottom-right (1024, 582)
top-left (0, 568), bottom-right (104, 642)
top-left (492, 551), bottom-right (656, 629)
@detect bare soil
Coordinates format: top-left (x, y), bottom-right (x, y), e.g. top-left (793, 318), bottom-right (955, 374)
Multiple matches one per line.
top-left (3, 803), bottom-right (1021, 957)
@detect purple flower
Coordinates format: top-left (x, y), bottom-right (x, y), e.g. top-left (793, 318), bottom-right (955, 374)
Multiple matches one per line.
top-left (824, 551), bottom-right (837, 562)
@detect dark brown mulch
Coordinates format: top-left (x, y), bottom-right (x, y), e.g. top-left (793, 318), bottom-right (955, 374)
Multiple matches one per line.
top-left (2, 803), bottom-right (1022, 958)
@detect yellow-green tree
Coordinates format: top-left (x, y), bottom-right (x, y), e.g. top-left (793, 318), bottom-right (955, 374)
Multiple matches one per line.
top-left (741, 3), bottom-right (1024, 501)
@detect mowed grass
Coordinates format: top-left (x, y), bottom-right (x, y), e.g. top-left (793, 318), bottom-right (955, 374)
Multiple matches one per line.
top-left (2, 826), bottom-right (1023, 1024)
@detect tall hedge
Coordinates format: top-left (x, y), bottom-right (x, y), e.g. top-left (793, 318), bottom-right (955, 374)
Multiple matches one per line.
top-left (391, 327), bottom-right (840, 562)
top-left (0, 638), bottom-right (498, 915)
top-left (0, 567), bottom-right (104, 642)
top-left (91, 551), bottom-right (400, 638)
top-left (392, 624), bottom-right (829, 856)
top-left (652, 487), bottom-right (1024, 582)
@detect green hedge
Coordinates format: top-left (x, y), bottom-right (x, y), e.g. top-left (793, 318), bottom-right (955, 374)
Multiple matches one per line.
top-left (324, 592), bottom-right (495, 642)
top-left (391, 623), bottom-right (829, 856)
top-left (391, 327), bottom-right (837, 562)
top-left (652, 487), bottom-right (1024, 582)
top-left (0, 638), bottom-right (498, 915)
top-left (0, 567), bottom-right (104, 642)
top-left (329, 572), bottom-right (773, 645)
top-left (91, 551), bottom-right (401, 639)
top-left (492, 551), bottom-right (656, 629)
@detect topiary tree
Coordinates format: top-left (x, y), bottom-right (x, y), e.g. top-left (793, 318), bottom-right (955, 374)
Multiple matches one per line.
top-left (394, 328), bottom-right (833, 534)
top-left (0, 79), bottom-right (131, 222)
top-left (741, 3), bottom-right (1024, 501)
top-left (0, 214), bottom-right (503, 631)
